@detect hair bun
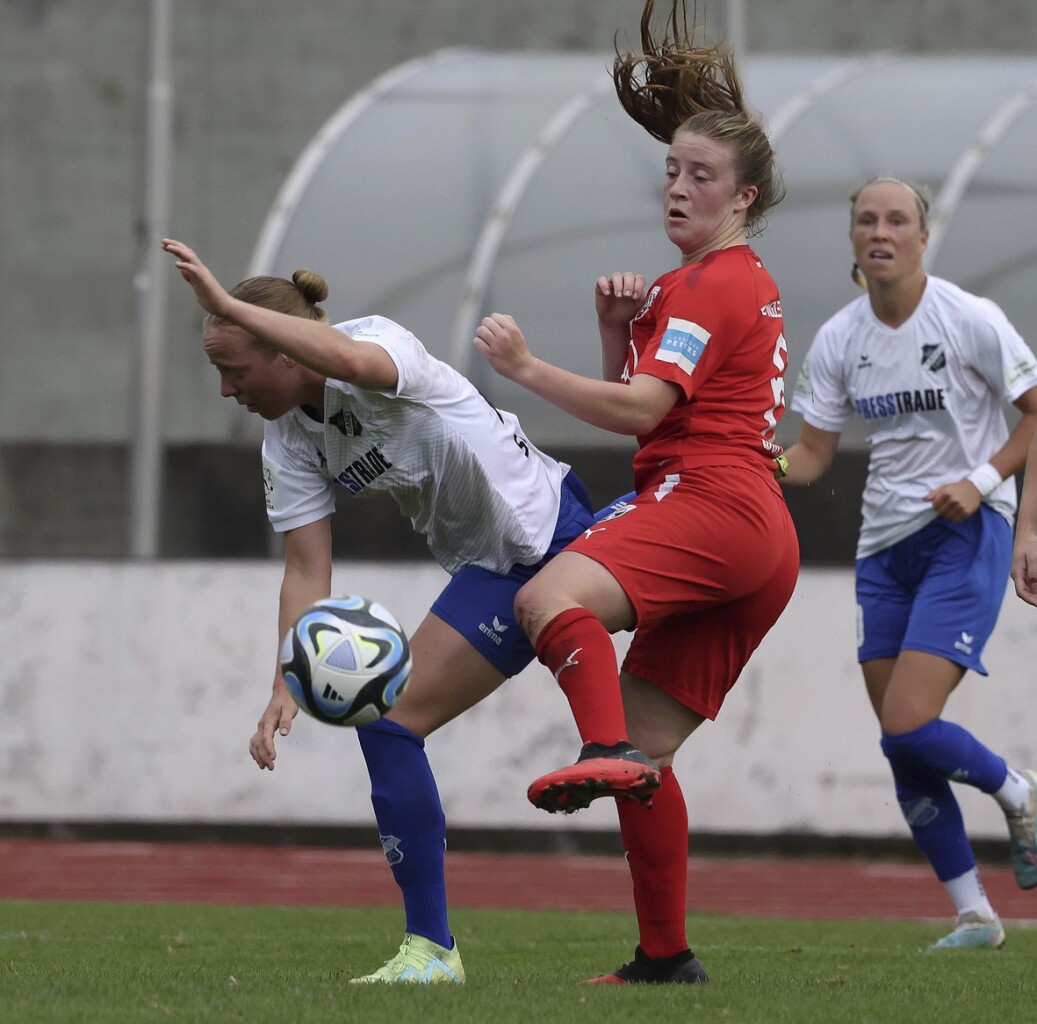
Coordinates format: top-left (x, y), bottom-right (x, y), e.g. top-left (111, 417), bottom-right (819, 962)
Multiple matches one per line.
top-left (292, 268), bottom-right (330, 305)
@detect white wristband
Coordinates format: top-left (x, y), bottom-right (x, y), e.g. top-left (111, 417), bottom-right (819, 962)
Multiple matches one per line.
top-left (966, 462), bottom-right (1003, 498)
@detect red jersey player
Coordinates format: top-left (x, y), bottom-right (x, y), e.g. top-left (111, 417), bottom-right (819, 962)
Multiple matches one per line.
top-left (474, 0), bottom-right (800, 986)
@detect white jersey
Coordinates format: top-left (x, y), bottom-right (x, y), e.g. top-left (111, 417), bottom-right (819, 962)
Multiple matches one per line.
top-left (792, 276), bottom-right (1037, 558)
top-left (261, 315), bottom-right (569, 575)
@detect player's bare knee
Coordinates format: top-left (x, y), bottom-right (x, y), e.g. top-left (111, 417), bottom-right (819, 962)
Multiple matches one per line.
top-left (513, 583), bottom-right (551, 641)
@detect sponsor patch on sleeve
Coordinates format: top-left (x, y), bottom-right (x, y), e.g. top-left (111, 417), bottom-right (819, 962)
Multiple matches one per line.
top-left (262, 459), bottom-right (277, 511)
top-left (656, 317), bottom-right (710, 376)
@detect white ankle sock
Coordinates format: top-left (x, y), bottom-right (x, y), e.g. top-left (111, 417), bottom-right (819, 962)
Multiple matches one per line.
top-left (994, 765), bottom-right (1032, 814)
top-left (943, 867), bottom-right (996, 920)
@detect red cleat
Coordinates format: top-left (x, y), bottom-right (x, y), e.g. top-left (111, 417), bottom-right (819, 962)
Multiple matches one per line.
top-left (527, 742), bottom-right (661, 814)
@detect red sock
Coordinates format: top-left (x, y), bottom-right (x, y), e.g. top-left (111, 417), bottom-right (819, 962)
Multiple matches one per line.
top-left (617, 766), bottom-right (689, 958)
top-left (534, 607), bottom-right (628, 746)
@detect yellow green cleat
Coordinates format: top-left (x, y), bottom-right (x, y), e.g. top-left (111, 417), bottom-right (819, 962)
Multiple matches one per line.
top-left (349, 932), bottom-right (465, 984)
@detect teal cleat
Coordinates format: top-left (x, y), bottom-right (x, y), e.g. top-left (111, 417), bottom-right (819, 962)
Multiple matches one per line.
top-left (931, 912), bottom-right (1006, 951)
top-left (349, 932), bottom-right (465, 984)
top-left (1006, 769), bottom-right (1037, 890)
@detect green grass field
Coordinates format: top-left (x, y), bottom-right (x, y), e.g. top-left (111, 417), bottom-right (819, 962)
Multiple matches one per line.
top-left (1, 901), bottom-right (1033, 1024)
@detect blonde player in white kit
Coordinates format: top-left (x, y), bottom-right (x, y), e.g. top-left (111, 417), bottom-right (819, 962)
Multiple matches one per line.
top-left (163, 238), bottom-right (597, 983)
top-left (780, 177), bottom-right (1037, 950)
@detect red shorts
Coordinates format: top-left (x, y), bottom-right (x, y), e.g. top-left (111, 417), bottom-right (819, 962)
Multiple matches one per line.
top-left (566, 466), bottom-right (799, 719)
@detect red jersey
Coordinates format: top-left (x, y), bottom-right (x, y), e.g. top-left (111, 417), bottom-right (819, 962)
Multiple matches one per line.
top-left (625, 245), bottom-right (787, 488)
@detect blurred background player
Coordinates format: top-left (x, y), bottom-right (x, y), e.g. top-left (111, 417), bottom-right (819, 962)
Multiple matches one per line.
top-left (474, 0), bottom-right (799, 984)
top-left (780, 175), bottom-right (1037, 949)
top-left (163, 238), bottom-right (598, 983)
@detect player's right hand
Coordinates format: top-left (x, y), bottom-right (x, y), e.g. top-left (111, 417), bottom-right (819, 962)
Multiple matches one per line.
top-left (248, 688), bottom-right (299, 770)
top-left (162, 238), bottom-right (235, 320)
top-left (595, 272), bottom-right (647, 327)
top-left (1012, 537), bottom-right (1037, 608)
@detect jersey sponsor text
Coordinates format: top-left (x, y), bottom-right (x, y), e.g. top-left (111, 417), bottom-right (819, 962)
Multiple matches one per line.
top-left (854, 387), bottom-right (946, 421)
top-left (336, 444), bottom-right (394, 493)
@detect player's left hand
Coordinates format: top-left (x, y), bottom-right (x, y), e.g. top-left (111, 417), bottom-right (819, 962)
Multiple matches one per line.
top-left (474, 313), bottom-right (536, 382)
top-left (162, 238), bottom-right (235, 320)
top-left (926, 480), bottom-right (983, 523)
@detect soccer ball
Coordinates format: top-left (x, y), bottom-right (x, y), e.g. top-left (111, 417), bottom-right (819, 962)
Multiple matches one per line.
top-left (280, 595), bottom-right (412, 727)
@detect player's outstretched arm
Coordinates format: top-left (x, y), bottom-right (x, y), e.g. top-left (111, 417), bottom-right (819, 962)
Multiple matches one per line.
top-left (248, 518), bottom-right (333, 770)
top-left (474, 313), bottom-right (676, 436)
top-left (162, 238), bottom-right (398, 391)
top-left (162, 238), bottom-right (236, 319)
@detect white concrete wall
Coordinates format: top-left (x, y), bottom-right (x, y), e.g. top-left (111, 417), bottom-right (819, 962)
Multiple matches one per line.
top-left (2, 561), bottom-right (1036, 838)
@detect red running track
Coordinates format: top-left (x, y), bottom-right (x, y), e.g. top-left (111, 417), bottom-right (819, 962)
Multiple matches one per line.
top-left (2, 839), bottom-right (1036, 921)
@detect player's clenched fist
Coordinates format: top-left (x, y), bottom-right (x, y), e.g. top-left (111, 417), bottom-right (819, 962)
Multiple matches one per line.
top-left (474, 313), bottom-right (536, 383)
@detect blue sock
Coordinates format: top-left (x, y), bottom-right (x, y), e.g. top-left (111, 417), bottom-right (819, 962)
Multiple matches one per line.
top-left (881, 743), bottom-right (975, 882)
top-left (882, 719), bottom-right (1008, 793)
top-left (357, 718), bottom-right (451, 948)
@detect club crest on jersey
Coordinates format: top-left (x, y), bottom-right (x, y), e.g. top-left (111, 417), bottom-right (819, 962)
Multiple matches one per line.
top-left (657, 316), bottom-right (709, 376)
top-left (633, 285), bottom-right (660, 321)
top-left (329, 408), bottom-right (363, 436)
top-left (920, 343), bottom-right (946, 373)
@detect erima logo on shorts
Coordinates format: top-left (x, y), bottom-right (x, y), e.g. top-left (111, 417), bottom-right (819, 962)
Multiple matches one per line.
top-left (656, 317), bottom-right (709, 376)
top-left (478, 615), bottom-right (509, 646)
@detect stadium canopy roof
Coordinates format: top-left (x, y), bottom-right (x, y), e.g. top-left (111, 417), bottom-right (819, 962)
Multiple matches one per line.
top-left (250, 49), bottom-right (1037, 448)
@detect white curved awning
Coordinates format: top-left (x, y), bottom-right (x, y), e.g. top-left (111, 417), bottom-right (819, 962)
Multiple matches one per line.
top-left (251, 50), bottom-right (1037, 448)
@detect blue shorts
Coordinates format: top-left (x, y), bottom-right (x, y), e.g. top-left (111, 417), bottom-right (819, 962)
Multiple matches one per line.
top-left (429, 471), bottom-right (596, 678)
top-left (855, 504), bottom-right (1011, 675)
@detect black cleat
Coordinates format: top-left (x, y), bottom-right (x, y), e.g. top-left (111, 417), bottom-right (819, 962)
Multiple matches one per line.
top-left (584, 945), bottom-right (710, 985)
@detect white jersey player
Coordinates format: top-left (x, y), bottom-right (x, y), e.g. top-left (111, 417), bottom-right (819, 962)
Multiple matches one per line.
top-left (780, 177), bottom-right (1037, 952)
top-left (163, 238), bottom-right (597, 985)
top-left (796, 274), bottom-right (1037, 557)
top-left (262, 314), bottom-right (568, 574)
